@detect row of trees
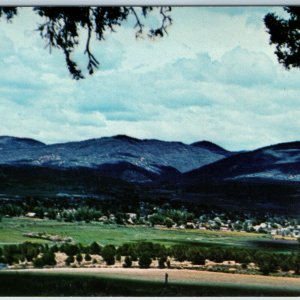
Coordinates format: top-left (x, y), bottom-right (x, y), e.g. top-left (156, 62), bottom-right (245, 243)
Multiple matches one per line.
top-left (1, 241), bottom-right (300, 275)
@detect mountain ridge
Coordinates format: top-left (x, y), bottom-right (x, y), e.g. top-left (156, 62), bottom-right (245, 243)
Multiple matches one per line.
top-left (183, 140), bottom-right (300, 183)
top-left (0, 135), bottom-right (232, 178)
top-left (1, 135), bottom-right (299, 184)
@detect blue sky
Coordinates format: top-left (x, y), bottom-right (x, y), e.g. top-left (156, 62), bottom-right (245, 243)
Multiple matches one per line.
top-left (0, 6), bottom-right (299, 151)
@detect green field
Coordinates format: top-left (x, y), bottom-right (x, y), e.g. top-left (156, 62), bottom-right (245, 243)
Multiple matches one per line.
top-left (1, 216), bottom-right (296, 252)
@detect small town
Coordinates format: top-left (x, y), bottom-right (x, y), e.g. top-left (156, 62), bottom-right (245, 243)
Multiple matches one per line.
top-left (1, 198), bottom-right (299, 241)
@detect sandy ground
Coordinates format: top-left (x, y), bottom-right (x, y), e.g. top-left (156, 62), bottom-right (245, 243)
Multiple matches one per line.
top-left (10, 267), bottom-right (300, 290)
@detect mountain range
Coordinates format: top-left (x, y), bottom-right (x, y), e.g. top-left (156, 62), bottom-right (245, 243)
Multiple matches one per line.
top-left (0, 135), bottom-right (300, 209)
top-left (0, 135), bottom-right (300, 211)
top-left (0, 135), bottom-right (232, 183)
top-left (0, 135), bottom-right (300, 183)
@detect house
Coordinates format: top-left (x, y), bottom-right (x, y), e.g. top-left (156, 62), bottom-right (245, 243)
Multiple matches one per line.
top-left (25, 212), bottom-right (36, 218)
top-left (127, 218), bottom-right (135, 225)
top-left (126, 213), bottom-right (137, 220)
top-left (109, 214), bottom-right (115, 221)
top-left (253, 225), bottom-right (261, 232)
top-left (186, 222), bottom-right (196, 229)
top-left (220, 226), bottom-right (229, 231)
top-left (292, 230), bottom-right (300, 238)
top-left (98, 216), bottom-right (108, 222)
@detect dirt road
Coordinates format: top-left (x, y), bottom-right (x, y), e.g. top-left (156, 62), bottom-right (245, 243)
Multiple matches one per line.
top-left (14, 267), bottom-right (300, 290)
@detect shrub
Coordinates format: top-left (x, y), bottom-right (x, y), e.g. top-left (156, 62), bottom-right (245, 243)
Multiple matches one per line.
top-left (123, 256), bottom-right (132, 268)
top-left (170, 245), bottom-right (188, 262)
top-left (116, 243), bottom-right (131, 256)
top-left (148, 213), bottom-right (165, 226)
top-left (114, 253), bottom-right (120, 261)
top-left (138, 253), bottom-right (152, 269)
top-left (19, 255), bottom-right (26, 263)
top-left (50, 244), bottom-right (59, 253)
top-left (154, 244), bottom-right (167, 259)
top-left (89, 242), bottom-right (102, 255)
top-left (158, 256), bottom-right (166, 268)
top-left (60, 244), bottom-right (79, 256)
top-left (33, 257), bottom-right (44, 268)
top-left (293, 252), bottom-right (300, 274)
top-left (84, 253), bottom-right (92, 261)
top-left (166, 260), bottom-right (171, 268)
top-left (241, 262), bottom-right (248, 269)
top-left (33, 251), bottom-right (56, 268)
top-left (130, 254), bottom-right (137, 262)
top-left (76, 253), bottom-right (83, 264)
top-left (280, 255), bottom-right (293, 272)
top-left (92, 258), bottom-right (98, 264)
top-left (102, 245), bottom-right (116, 265)
top-left (187, 249), bottom-right (205, 265)
top-left (42, 251), bottom-right (56, 266)
top-left (165, 217), bottom-right (174, 228)
top-left (65, 255), bottom-right (74, 266)
top-left (256, 253), bottom-right (278, 275)
top-left (136, 242), bottom-right (155, 259)
top-left (208, 247), bottom-right (225, 263)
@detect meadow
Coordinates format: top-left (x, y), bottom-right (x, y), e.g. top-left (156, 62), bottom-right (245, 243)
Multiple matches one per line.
top-left (0, 216), bottom-right (297, 252)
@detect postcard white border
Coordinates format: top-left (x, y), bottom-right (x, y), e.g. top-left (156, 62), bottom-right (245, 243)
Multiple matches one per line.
top-left (0, 0), bottom-right (300, 5)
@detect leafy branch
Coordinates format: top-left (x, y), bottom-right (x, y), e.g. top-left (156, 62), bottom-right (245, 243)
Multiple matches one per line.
top-left (0, 7), bottom-right (172, 79)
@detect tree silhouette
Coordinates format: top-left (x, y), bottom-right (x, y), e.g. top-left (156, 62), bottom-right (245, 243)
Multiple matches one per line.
top-left (123, 255), bottom-right (132, 268)
top-left (0, 7), bottom-right (172, 80)
top-left (265, 7), bottom-right (300, 70)
top-left (101, 244), bottom-right (116, 265)
top-left (0, 7), bottom-right (17, 20)
top-left (138, 253), bottom-right (152, 268)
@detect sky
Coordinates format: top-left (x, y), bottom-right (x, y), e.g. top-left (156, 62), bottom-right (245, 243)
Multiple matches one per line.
top-left (0, 6), bottom-right (300, 151)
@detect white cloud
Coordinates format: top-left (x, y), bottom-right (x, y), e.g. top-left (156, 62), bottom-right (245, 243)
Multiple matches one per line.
top-left (0, 7), bottom-right (299, 151)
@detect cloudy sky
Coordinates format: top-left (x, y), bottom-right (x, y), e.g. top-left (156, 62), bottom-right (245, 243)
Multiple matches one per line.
top-left (0, 6), bottom-right (299, 151)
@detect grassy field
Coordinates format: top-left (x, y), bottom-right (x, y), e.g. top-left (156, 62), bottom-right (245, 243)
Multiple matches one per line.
top-left (1, 216), bottom-right (297, 252)
top-left (1, 269), bottom-right (300, 296)
top-left (1, 217), bottom-right (300, 296)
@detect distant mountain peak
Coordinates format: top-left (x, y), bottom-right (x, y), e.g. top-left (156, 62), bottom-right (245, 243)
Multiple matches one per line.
top-left (112, 134), bottom-right (141, 142)
top-left (260, 141), bottom-right (300, 151)
top-left (0, 136), bottom-right (45, 147)
top-left (191, 140), bottom-right (229, 154)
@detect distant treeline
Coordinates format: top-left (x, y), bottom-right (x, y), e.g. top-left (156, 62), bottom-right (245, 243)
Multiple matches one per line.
top-left (1, 197), bottom-right (296, 229)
